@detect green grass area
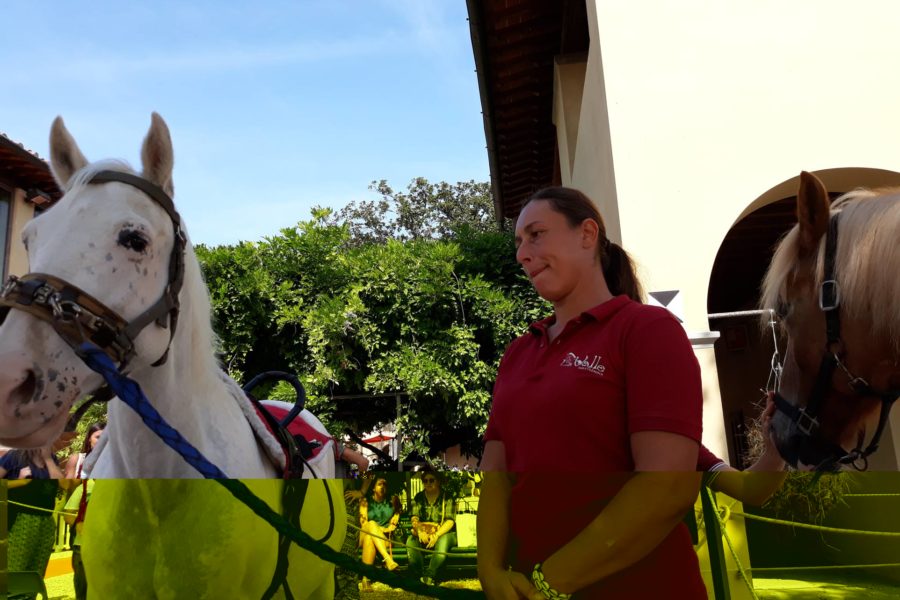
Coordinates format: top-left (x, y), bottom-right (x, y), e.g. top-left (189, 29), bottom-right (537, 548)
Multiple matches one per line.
top-left (41, 570), bottom-right (900, 599)
top-left (753, 572), bottom-right (900, 600)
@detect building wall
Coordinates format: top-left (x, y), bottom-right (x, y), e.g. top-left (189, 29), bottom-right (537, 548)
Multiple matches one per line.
top-left (7, 188), bottom-right (34, 276)
top-left (554, 0), bottom-right (900, 469)
top-left (1, 183), bottom-right (34, 278)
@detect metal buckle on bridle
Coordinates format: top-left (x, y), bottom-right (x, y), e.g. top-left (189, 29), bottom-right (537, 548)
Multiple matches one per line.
top-left (838, 447), bottom-right (869, 471)
top-left (795, 407), bottom-right (820, 436)
top-left (33, 283), bottom-right (53, 306)
top-left (1, 275), bottom-right (20, 298)
top-left (48, 295), bottom-right (83, 322)
top-left (819, 279), bottom-right (840, 311)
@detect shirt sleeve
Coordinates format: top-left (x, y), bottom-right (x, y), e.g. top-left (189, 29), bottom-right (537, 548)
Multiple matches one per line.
top-left (697, 443), bottom-right (727, 471)
top-left (411, 492), bottom-right (423, 520)
top-left (624, 310), bottom-right (703, 442)
top-left (0, 453), bottom-right (19, 478)
top-left (443, 494), bottom-right (457, 523)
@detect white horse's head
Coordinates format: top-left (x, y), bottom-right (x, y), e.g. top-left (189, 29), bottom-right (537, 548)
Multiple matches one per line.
top-left (0, 114), bottom-right (185, 448)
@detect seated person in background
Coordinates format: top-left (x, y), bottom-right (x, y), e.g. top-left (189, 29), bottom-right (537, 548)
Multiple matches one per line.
top-left (407, 469), bottom-right (457, 586)
top-left (359, 476), bottom-right (400, 590)
top-left (701, 394), bottom-right (788, 506)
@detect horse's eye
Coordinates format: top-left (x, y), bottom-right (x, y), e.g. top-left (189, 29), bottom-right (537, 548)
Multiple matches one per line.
top-left (118, 229), bottom-right (149, 254)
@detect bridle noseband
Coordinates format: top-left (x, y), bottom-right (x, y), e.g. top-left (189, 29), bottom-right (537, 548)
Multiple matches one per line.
top-left (0, 170), bottom-right (186, 371)
top-left (773, 212), bottom-right (899, 471)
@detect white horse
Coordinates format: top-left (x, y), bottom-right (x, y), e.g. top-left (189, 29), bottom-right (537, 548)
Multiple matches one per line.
top-left (0, 114), bottom-right (345, 599)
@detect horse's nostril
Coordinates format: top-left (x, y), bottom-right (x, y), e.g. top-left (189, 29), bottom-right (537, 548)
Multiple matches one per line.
top-left (12, 370), bottom-right (38, 406)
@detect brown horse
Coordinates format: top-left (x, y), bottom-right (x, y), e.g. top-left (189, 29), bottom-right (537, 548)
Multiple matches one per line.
top-left (760, 171), bottom-right (900, 471)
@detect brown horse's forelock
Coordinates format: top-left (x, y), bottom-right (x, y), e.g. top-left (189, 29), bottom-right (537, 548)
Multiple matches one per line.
top-left (760, 188), bottom-right (900, 351)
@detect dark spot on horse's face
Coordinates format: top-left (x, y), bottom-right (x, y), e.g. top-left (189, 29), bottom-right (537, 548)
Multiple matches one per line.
top-left (106, 253), bottom-right (114, 261)
top-left (57, 382), bottom-right (66, 392)
top-left (48, 369), bottom-right (59, 382)
top-left (143, 267), bottom-right (148, 276)
top-left (112, 267), bottom-right (117, 274)
top-left (86, 266), bottom-right (95, 275)
top-left (89, 242), bottom-right (96, 248)
top-left (55, 400), bottom-right (63, 408)
top-left (128, 282), bottom-right (134, 290)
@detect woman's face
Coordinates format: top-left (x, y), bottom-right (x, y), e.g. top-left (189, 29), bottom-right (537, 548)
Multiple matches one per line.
top-left (89, 429), bottom-right (104, 450)
top-left (373, 478), bottom-right (387, 498)
top-left (422, 474), bottom-right (440, 491)
top-left (514, 200), bottom-right (596, 303)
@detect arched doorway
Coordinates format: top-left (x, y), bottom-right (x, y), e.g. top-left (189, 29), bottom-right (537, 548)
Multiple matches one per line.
top-left (706, 168), bottom-right (900, 467)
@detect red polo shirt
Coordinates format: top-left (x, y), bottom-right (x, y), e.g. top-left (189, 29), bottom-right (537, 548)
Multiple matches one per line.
top-left (484, 295), bottom-right (706, 599)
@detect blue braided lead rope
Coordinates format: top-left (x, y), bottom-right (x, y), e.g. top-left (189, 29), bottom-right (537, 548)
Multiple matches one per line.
top-left (76, 342), bottom-right (228, 478)
top-left (217, 478), bottom-right (485, 599)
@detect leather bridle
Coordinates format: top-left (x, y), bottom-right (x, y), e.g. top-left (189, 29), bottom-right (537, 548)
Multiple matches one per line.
top-left (0, 170), bottom-right (186, 372)
top-left (772, 212), bottom-right (899, 471)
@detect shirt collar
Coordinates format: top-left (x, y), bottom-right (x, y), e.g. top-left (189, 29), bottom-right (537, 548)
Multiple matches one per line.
top-left (528, 295), bottom-right (632, 337)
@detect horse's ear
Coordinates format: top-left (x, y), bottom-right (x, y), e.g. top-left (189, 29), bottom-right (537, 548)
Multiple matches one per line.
top-left (141, 112), bottom-right (174, 196)
top-left (796, 171), bottom-right (831, 258)
top-left (49, 116), bottom-right (89, 189)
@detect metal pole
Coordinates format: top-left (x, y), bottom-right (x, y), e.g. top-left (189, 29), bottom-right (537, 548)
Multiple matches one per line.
top-left (396, 394), bottom-right (402, 472)
top-left (702, 487), bottom-right (732, 600)
top-left (708, 309), bottom-right (774, 320)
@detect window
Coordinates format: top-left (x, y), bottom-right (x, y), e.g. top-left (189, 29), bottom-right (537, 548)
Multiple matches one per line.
top-left (0, 187), bottom-right (11, 280)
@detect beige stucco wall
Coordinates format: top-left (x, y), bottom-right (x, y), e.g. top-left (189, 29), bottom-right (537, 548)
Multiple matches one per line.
top-left (555, 1), bottom-right (900, 470)
top-left (7, 188), bottom-right (34, 276)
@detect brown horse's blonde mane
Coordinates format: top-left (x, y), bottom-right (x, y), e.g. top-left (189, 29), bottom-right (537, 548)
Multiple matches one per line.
top-left (761, 187), bottom-right (900, 350)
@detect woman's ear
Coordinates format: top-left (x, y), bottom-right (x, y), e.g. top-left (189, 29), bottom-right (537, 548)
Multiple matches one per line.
top-left (581, 218), bottom-right (600, 249)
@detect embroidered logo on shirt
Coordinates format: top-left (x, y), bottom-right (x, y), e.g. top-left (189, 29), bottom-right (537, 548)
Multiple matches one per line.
top-left (560, 353), bottom-right (606, 376)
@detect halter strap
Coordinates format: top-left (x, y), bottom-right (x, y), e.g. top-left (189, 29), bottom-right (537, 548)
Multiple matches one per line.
top-left (89, 170), bottom-right (187, 366)
top-left (0, 170), bottom-right (186, 371)
top-left (775, 211), bottom-right (900, 471)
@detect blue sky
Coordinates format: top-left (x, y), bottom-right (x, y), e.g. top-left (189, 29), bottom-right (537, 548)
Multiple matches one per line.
top-left (0, 1), bottom-right (489, 246)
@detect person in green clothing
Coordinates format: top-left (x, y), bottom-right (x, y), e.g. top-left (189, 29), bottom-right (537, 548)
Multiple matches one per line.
top-left (407, 469), bottom-right (457, 585)
top-left (2, 447), bottom-right (63, 600)
top-left (358, 476), bottom-right (400, 590)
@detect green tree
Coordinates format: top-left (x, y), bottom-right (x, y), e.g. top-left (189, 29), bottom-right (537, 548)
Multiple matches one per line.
top-left (197, 180), bottom-right (547, 459)
top-left (329, 178), bottom-right (495, 245)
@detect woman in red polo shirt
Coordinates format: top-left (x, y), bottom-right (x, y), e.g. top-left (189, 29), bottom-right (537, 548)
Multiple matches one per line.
top-left (478, 187), bottom-right (707, 600)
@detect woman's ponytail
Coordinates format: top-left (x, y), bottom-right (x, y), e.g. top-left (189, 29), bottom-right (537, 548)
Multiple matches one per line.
top-left (601, 241), bottom-right (644, 303)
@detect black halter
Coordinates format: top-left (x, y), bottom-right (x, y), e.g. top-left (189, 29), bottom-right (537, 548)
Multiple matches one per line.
top-left (0, 170), bottom-right (187, 430)
top-left (773, 212), bottom-right (899, 471)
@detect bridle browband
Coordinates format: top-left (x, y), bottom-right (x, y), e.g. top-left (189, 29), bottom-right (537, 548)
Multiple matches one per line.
top-left (0, 169), bottom-right (187, 373)
top-left (773, 212), bottom-right (899, 471)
